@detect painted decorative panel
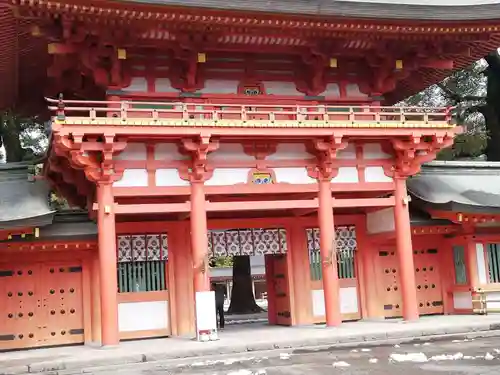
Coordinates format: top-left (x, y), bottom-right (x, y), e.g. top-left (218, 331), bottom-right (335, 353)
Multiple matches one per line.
top-left (208, 228), bottom-right (287, 257)
top-left (307, 226), bottom-right (357, 280)
top-left (117, 234), bottom-right (168, 262)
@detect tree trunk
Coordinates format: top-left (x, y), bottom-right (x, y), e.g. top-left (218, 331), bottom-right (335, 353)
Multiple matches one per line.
top-left (484, 51), bottom-right (500, 161)
top-left (0, 112), bottom-right (27, 162)
top-left (227, 255), bottom-right (264, 314)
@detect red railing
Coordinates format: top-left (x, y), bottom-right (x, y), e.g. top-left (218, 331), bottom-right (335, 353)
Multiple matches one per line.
top-left (47, 97), bottom-right (454, 126)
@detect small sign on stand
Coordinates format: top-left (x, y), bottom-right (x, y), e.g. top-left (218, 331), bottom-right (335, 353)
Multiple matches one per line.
top-left (195, 291), bottom-right (218, 342)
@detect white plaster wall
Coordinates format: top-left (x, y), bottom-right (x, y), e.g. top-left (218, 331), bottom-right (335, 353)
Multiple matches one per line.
top-left (198, 79), bottom-right (239, 94)
top-left (155, 143), bottom-right (188, 161)
top-left (311, 287), bottom-right (359, 317)
top-left (365, 166), bottom-right (393, 182)
top-left (155, 78), bottom-right (179, 93)
top-left (155, 169), bottom-right (190, 187)
top-left (337, 143), bottom-right (356, 160)
top-left (476, 243), bottom-right (488, 284)
top-left (115, 143), bottom-right (147, 161)
top-left (113, 169), bottom-right (148, 187)
top-left (208, 144), bottom-right (255, 162)
top-left (453, 291), bottom-right (473, 310)
top-left (366, 207), bottom-right (395, 234)
top-left (262, 81), bottom-right (302, 96)
top-left (118, 301), bottom-right (169, 332)
top-left (323, 83), bottom-right (341, 97)
top-left (250, 254), bottom-right (266, 267)
top-left (123, 77), bottom-right (147, 92)
top-left (363, 143), bottom-right (391, 159)
top-left (273, 167), bottom-right (316, 184)
top-left (331, 167), bottom-right (358, 183)
top-left (346, 83), bottom-right (367, 97)
top-left (486, 292), bottom-right (500, 309)
top-left (205, 168), bottom-right (251, 186)
top-left (267, 143), bottom-right (312, 160)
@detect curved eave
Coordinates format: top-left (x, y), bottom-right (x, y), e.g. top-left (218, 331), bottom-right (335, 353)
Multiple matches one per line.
top-left (407, 161), bottom-right (500, 215)
top-left (44, 141), bottom-right (92, 209)
top-left (124, 0), bottom-right (500, 21)
top-left (0, 212), bottom-right (55, 231)
top-left (3, 0), bottom-right (500, 108)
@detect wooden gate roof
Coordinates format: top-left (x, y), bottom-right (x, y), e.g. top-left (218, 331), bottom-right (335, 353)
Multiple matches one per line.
top-left (1, 0), bottom-right (500, 110)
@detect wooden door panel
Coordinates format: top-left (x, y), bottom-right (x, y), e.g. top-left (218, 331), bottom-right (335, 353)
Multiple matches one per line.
top-left (0, 261), bottom-right (84, 350)
top-left (0, 264), bottom-right (40, 350)
top-left (414, 249), bottom-right (444, 315)
top-left (378, 250), bottom-right (402, 318)
top-left (40, 263), bottom-right (84, 346)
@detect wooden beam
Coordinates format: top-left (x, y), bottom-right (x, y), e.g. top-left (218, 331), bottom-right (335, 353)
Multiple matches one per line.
top-left (333, 197), bottom-right (395, 208)
top-left (113, 202), bottom-right (191, 214)
top-left (109, 196), bottom-right (394, 215)
top-left (206, 199), bottom-right (319, 212)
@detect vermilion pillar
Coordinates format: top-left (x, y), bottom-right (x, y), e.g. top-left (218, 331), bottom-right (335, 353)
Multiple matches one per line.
top-left (190, 181), bottom-right (210, 292)
top-left (318, 179), bottom-right (342, 327)
top-left (465, 236), bottom-right (479, 290)
top-left (394, 177), bottom-right (419, 321)
top-left (97, 182), bottom-right (120, 346)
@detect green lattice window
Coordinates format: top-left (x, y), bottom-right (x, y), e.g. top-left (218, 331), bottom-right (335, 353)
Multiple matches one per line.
top-left (487, 244), bottom-right (500, 283)
top-left (452, 245), bottom-right (467, 285)
top-left (116, 234), bottom-right (168, 293)
top-left (306, 227), bottom-right (357, 281)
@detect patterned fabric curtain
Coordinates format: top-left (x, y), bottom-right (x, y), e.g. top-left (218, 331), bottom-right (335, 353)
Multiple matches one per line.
top-left (208, 228), bottom-right (287, 257)
top-left (117, 234), bottom-right (169, 262)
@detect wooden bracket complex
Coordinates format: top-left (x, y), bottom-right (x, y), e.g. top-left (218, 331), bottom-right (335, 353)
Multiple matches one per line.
top-left (182, 135), bottom-right (219, 182)
top-left (388, 134), bottom-right (454, 178)
top-left (311, 136), bottom-right (348, 181)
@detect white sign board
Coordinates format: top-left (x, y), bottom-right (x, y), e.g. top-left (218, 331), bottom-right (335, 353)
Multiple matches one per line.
top-left (195, 291), bottom-right (217, 341)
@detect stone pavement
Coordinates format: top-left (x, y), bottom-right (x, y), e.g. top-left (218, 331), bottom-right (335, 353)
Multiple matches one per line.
top-left (2, 315), bottom-right (500, 375)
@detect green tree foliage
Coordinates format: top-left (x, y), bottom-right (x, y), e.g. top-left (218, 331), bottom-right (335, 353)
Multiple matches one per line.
top-left (403, 50), bottom-right (500, 161)
top-left (210, 256), bottom-right (234, 268)
top-left (0, 110), bottom-right (48, 162)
